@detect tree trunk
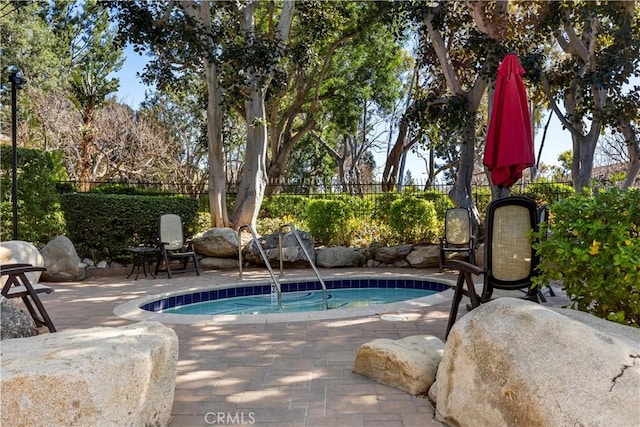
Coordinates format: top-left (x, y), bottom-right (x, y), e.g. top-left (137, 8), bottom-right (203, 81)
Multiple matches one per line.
top-left (230, 87), bottom-right (269, 229)
top-left (621, 122), bottom-right (640, 189)
top-left (381, 118), bottom-right (408, 191)
top-left (564, 87), bottom-right (602, 192)
top-left (449, 120), bottom-right (481, 227)
top-left (204, 60), bottom-right (229, 228)
top-left (230, 1), bottom-right (294, 229)
top-left (265, 111), bottom-right (315, 196)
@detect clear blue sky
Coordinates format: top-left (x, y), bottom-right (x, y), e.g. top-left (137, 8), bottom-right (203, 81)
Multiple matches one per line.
top-left (113, 47), bottom-right (572, 179)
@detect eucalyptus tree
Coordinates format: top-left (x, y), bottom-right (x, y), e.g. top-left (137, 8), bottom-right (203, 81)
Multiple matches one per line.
top-left (397, 1), bottom-right (557, 218)
top-left (398, 2), bottom-right (497, 221)
top-left (260, 1), bottom-right (407, 194)
top-left (536, 1), bottom-right (640, 191)
top-left (110, 0), bottom-right (294, 228)
top-left (111, 1), bottom-right (408, 227)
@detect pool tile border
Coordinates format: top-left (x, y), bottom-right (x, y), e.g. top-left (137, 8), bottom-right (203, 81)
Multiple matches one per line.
top-left (140, 278), bottom-right (448, 313)
top-left (114, 275), bottom-right (456, 325)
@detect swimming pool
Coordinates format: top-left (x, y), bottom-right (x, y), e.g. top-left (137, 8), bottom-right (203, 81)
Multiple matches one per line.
top-left (162, 287), bottom-right (437, 315)
top-left (140, 277), bottom-right (447, 315)
top-left (114, 274), bottom-right (454, 324)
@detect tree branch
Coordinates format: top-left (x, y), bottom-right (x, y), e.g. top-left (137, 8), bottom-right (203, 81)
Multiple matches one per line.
top-left (155, 0), bottom-right (176, 27)
top-left (559, 12), bottom-right (590, 61)
top-left (424, 12), bottom-right (463, 95)
top-left (539, 71), bottom-right (583, 139)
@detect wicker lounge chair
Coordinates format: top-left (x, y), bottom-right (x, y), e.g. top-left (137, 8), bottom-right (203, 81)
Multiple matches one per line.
top-left (439, 207), bottom-right (476, 272)
top-left (1, 263), bottom-right (56, 332)
top-left (155, 214), bottom-right (201, 278)
top-left (445, 196), bottom-right (539, 339)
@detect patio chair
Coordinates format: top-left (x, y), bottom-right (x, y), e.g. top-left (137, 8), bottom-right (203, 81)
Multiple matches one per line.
top-left (1, 263), bottom-right (56, 332)
top-left (445, 196), bottom-right (539, 339)
top-left (155, 214), bottom-right (201, 278)
top-left (439, 207), bottom-right (476, 272)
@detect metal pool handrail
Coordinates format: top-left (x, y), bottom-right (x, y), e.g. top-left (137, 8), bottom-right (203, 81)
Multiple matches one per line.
top-left (279, 223), bottom-right (328, 310)
top-left (238, 224), bottom-right (282, 311)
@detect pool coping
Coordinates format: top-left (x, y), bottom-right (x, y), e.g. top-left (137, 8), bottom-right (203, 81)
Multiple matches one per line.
top-left (114, 274), bottom-right (457, 325)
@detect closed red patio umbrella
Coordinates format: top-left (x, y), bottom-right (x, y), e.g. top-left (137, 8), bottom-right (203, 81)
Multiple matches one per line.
top-left (483, 53), bottom-right (534, 189)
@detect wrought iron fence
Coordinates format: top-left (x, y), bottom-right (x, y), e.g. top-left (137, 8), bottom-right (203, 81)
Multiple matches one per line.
top-left (59, 178), bottom-right (575, 215)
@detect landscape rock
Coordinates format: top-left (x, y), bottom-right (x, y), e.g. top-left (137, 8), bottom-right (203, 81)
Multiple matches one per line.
top-left (436, 298), bottom-right (640, 427)
top-left (1, 321), bottom-right (178, 427)
top-left (244, 230), bottom-right (315, 266)
top-left (316, 246), bottom-right (366, 268)
top-left (406, 245), bottom-right (440, 268)
top-left (366, 259), bottom-right (381, 268)
top-left (354, 335), bottom-right (444, 395)
top-left (192, 227), bottom-right (243, 257)
top-left (392, 259), bottom-right (410, 268)
top-left (0, 296), bottom-right (38, 340)
top-left (40, 236), bottom-right (86, 281)
top-left (0, 240), bottom-right (45, 285)
top-left (374, 245), bottom-right (412, 263)
top-left (199, 256), bottom-right (239, 270)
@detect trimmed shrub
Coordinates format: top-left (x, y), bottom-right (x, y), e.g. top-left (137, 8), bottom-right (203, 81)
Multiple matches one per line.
top-left (256, 214), bottom-right (305, 236)
top-left (60, 193), bottom-right (199, 262)
top-left (388, 196), bottom-right (439, 244)
top-left (533, 188), bottom-right (640, 327)
top-left (372, 192), bottom-right (401, 223)
top-left (88, 183), bottom-right (173, 196)
top-left (260, 195), bottom-right (310, 223)
top-left (0, 145), bottom-right (66, 246)
top-left (306, 199), bottom-right (354, 246)
top-left (471, 187), bottom-right (492, 218)
top-left (515, 181), bottom-right (574, 206)
top-left (421, 190), bottom-right (454, 221)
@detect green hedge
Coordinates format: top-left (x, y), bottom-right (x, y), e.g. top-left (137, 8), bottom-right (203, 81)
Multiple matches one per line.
top-left (306, 199), bottom-right (355, 246)
top-left (60, 193), bottom-right (199, 262)
top-left (260, 195), bottom-right (310, 222)
top-left (388, 196), bottom-right (439, 244)
top-left (514, 181), bottom-right (574, 206)
top-left (0, 145), bottom-right (67, 246)
top-left (533, 188), bottom-right (640, 327)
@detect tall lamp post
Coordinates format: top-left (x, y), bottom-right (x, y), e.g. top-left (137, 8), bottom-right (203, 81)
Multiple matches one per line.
top-left (8, 68), bottom-right (26, 240)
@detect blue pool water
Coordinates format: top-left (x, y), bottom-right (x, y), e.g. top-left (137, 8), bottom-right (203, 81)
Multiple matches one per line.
top-left (141, 278), bottom-right (447, 316)
top-left (164, 288), bottom-right (435, 315)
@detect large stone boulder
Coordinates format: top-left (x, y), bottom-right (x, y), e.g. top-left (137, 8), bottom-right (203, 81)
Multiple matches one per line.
top-left (192, 227), bottom-right (243, 257)
top-left (39, 236), bottom-right (86, 281)
top-left (199, 256), bottom-right (239, 270)
top-left (244, 230), bottom-right (315, 266)
top-left (1, 321), bottom-right (178, 427)
top-left (435, 298), bottom-right (640, 427)
top-left (374, 244), bottom-right (412, 263)
top-left (354, 335), bottom-right (444, 395)
top-left (406, 245), bottom-right (440, 268)
top-left (0, 296), bottom-right (38, 340)
top-left (316, 246), bottom-right (366, 268)
top-left (0, 240), bottom-right (45, 285)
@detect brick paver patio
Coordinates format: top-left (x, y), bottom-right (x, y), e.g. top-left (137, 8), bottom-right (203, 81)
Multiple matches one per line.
top-left (30, 267), bottom-right (567, 427)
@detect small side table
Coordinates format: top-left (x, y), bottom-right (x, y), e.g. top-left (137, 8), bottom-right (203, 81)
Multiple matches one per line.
top-left (127, 247), bottom-right (160, 280)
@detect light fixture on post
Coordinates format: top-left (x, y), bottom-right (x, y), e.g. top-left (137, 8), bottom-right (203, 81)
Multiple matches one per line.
top-left (8, 67), bottom-right (26, 240)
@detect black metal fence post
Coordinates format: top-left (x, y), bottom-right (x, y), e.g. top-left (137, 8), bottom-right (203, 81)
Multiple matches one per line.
top-left (8, 68), bottom-right (26, 240)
